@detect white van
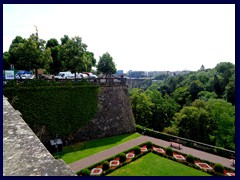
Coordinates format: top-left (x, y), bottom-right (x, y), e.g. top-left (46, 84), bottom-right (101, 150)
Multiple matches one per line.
top-left (55, 71), bottom-right (74, 79)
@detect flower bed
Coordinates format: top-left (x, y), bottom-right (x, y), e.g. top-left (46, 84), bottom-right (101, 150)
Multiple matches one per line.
top-left (126, 153), bottom-right (135, 159)
top-left (76, 142), bottom-right (235, 176)
top-left (90, 168), bottom-right (102, 176)
top-left (140, 147), bottom-right (148, 152)
top-left (226, 172), bottom-right (235, 176)
top-left (195, 163), bottom-right (213, 170)
top-left (110, 160), bottom-right (120, 167)
top-left (153, 147), bottom-right (165, 153)
top-left (173, 154), bottom-right (186, 161)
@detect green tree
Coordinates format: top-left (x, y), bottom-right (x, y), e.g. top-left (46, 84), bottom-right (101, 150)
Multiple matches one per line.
top-left (46, 38), bottom-right (62, 75)
top-left (97, 52), bottom-right (117, 76)
top-left (11, 33), bottom-right (52, 77)
top-left (8, 36), bottom-right (25, 70)
top-left (189, 80), bottom-right (204, 100)
top-left (173, 106), bottom-right (211, 143)
top-left (206, 99), bottom-right (235, 150)
top-left (224, 74), bottom-right (235, 105)
top-left (130, 88), bottom-right (153, 127)
top-left (85, 51), bottom-right (96, 72)
top-left (59, 36), bottom-right (88, 79)
top-left (3, 51), bottom-right (10, 70)
top-left (60, 34), bottom-right (70, 45)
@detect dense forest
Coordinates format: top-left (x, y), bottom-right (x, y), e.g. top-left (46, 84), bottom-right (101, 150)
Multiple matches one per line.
top-left (129, 62), bottom-right (235, 150)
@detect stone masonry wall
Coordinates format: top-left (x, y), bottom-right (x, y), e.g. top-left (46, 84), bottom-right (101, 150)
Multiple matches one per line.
top-left (70, 85), bottom-right (136, 142)
top-left (3, 96), bottom-right (76, 176)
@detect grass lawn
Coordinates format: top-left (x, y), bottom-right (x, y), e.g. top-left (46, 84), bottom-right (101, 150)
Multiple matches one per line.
top-left (108, 153), bottom-right (211, 176)
top-left (53, 133), bottom-right (141, 164)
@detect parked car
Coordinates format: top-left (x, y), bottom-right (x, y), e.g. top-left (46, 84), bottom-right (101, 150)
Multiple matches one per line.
top-left (55, 72), bottom-right (74, 79)
top-left (83, 72), bottom-right (98, 79)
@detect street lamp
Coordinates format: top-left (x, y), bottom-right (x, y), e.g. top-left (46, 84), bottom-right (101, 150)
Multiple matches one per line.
top-left (54, 134), bottom-right (59, 159)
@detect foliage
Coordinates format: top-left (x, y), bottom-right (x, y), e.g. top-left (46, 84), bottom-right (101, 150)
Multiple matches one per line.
top-left (3, 83), bottom-right (99, 137)
top-left (102, 161), bottom-right (110, 170)
top-left (97, 52), bottom-right (117, 76)
top-left (146, 141), bottom-right (153, 149)
top-left (166, 147), bottom-right (173, 156)
top-left (186, 154), bottom-right (195, 164)
top-left (119, 153), bottom-right (126, 163)
top-left (9, 33), bottom-right (52, 77)
top-left (133, 146), bottom-right (141, 155)
top-left (59, 36), bottom-right (88, 76)
top-left (213, 163), bottom-right (224, 174)
top-left (80, 169), bottom-right (90, 176)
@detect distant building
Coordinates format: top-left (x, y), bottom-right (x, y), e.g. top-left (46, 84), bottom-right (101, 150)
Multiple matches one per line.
top-left (116, 70), bottom-right (124, 75)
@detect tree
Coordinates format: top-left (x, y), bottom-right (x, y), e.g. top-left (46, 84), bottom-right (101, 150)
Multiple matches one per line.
top-left (189, 80), bottom-right (204, 100)
top-left (200, 64), bottom-right (205, 71)
top-left (97, 52), bottom-right (117, 76)
top-left (85, 51), bottom-right (96, 72)
top-left (46, 38), bottom-right (62, 75)
top-left (59, 36), bottom-right (88, 79)
top-left (206, 99), bottom-right (235, 150)
top-left (224, 74), bottom-right (235, 105)
top-left (3, 51), bottom-right (10, 70)
top-left (60, 35), bottom-right (70, 45)
top-left (173, 106), bottom-right (211, 143)
top-left (8, 36), bottom-right (25, 70)
top-left (11, 33), bottom-right (52, 77)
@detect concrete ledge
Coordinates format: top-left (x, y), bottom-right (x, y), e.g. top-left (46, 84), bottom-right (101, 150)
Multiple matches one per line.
top-left (3, 96), bottom-right (76, 176)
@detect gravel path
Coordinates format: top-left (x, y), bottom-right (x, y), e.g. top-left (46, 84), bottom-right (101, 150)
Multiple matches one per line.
top-left (68, 135), bottom-right (235, 172)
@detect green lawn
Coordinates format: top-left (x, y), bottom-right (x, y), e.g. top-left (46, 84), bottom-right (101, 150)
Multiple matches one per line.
top-left (108, 153), bottom-right (211, 176)
top-left (54, 133), bottom-right (141, 164)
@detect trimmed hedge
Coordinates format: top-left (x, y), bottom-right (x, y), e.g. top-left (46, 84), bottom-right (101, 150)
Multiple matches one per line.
top-left (186, 154), bottom-right (195, 164)
top-left (166, 147), bottom-right (173, 156)
top-left (146, 141), bottom-right (153, 149)
top-left (213, 163), bottom-right (224, 174)
top-left (79, 168), bottom-right (90, 176)
top-left (3, 82), bottom-right (100, 136)
top-left (119, 153), bottom-right (126, 163)
top-left (102, 161), bottom-right (110, 171)
top-left (133, 146), bottom-right (141, 155)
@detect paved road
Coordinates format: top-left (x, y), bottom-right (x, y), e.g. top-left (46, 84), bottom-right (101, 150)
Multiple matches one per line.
top-left (68, 135), bottom-right (235, 172)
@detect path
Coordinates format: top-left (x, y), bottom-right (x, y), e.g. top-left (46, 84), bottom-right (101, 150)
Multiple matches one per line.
top-left (68, 135), bottom-right (235, 172)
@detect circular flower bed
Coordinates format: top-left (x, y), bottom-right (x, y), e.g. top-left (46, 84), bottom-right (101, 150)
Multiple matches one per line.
top-left (126, 153), bottom-right (135, 159)
top-left (110, 160), bottom-right (120, 167)
top-left (90, 168), bottom-right (102, 176)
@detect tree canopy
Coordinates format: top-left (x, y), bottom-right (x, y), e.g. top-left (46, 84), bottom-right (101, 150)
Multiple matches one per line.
top-left (97, 52), bottom-right (117, 76)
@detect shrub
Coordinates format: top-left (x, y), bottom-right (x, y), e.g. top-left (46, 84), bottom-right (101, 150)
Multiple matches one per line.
top-left (166, 147), bottom-right (173, 156)
top-left (102, 161), bottom-right (109, 170)
top-left (186, 154), bottom-right (195, 164)
top-left (146, 141), bottom-right (153, 149)
top-left (133, 146), bottom-right (141, 155)
top-left (213, 163), bottom-right (224, 174)
top-left (81, 169), bottom-right (90, 176)
top-left (119, 153), bottom-right (126, 163)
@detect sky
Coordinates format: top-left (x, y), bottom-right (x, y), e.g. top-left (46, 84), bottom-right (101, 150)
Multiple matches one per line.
top-left (3, 4), bottom-right (235, 73)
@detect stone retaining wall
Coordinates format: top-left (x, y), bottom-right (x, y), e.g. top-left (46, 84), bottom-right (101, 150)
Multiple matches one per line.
top-left (3, 96), bottom-right (76, 176)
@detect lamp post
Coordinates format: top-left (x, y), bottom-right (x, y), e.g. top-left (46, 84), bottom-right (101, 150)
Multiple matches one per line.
top-left (54, 134), bottom-right (59, 159)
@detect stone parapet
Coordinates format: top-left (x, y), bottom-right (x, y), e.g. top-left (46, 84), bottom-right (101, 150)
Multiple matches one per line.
top-left (3, 96), bottom-right (76, 176)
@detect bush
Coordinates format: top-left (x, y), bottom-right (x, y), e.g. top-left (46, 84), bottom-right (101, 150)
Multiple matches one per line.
top-left (146, 141), bottom-right (153, 149)
top-left (186, 154), bottom-right (195, 164)
top-left (166, 147), bottom-right (173, 156)
top-left (119, 153), bottom-right (126, 163)
top-left (213, 163), bottom-right (224, 174)
top-left (81, 169), bottom-right (90, 176)
top-left (133, 146), bottom-right (141, 155)
top-left (102, 161), bottom-right (110, 170)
